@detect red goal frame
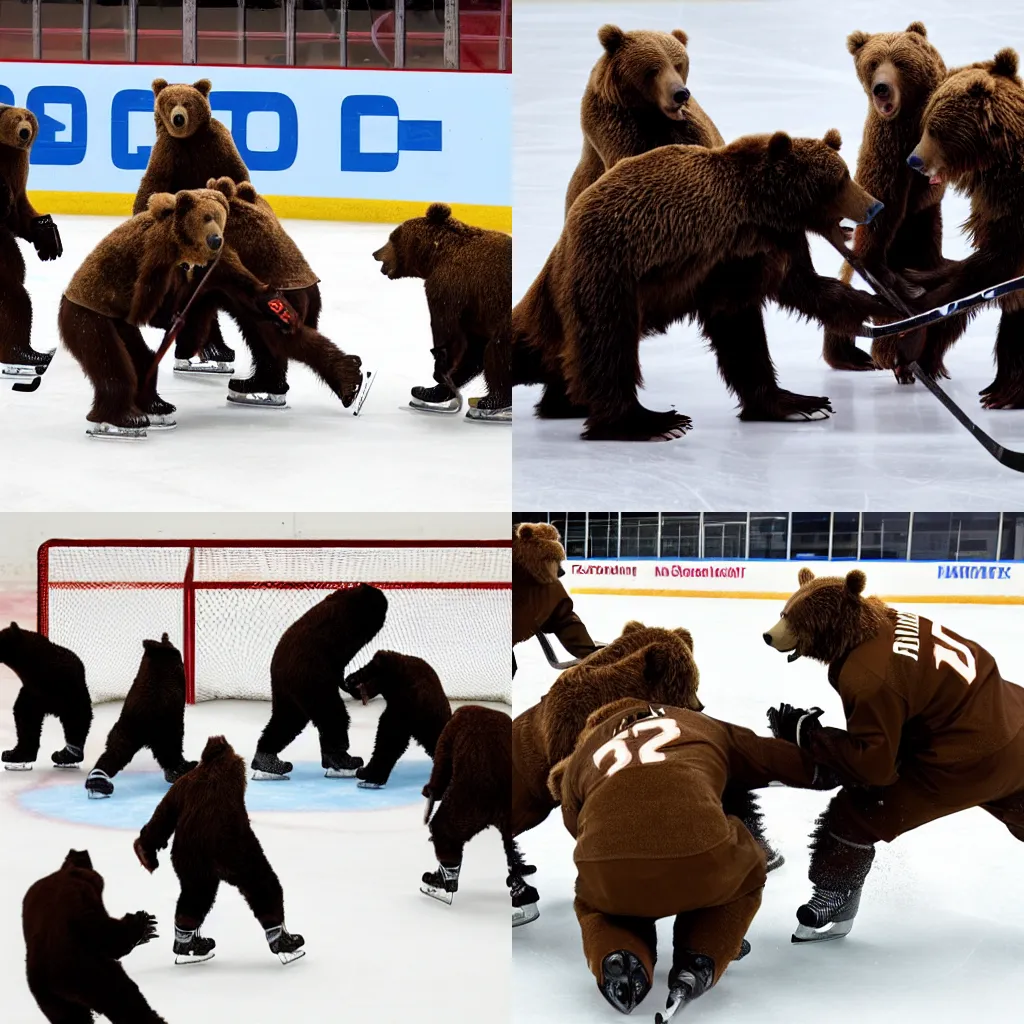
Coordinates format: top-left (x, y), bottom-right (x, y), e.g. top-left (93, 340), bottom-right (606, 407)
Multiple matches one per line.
top-left (37, 538), bottom-right (511, 703)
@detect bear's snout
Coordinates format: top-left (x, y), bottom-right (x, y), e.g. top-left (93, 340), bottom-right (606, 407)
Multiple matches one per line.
top-left (673, 86), bottom-right (690, 106)
top-left (870, 62), bottom-right (900, 118)
top-left (17, 124), bottom-right (31, 142)
top-left (873, 82), bottom-right (890, 98)
top-left (762, 632), bottom-right (773, 645)
top-left (907, 153), bottom-right (925, 172)
top-left (206, 233), bottom-right (222, 251)
top-left (763, 617), bottom-right (798, 653)
top-left (862, 200), bottom-right (884, 225)
top-left (169, 105), bottom-right (188, 131)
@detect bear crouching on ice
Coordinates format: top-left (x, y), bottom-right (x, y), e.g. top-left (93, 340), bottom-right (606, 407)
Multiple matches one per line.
top-left (373, 203), bottom-right (511, 420)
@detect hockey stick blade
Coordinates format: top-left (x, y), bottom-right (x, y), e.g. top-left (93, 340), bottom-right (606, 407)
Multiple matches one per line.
top-left (11, 376), bottom-right (41, 393)
top-left (536, 632), bottom-right (581, 670)
top-left (830, 237), bottom-right (1024, 472)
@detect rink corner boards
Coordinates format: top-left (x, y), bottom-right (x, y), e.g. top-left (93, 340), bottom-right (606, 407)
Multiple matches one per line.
top-left (26, 191), bottom-right (513, 233)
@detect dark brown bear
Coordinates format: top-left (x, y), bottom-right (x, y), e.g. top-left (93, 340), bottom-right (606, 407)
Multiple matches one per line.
top-left (373, 203), bottom-right (511, 413)
top-left (764, 568), bottom-right (1024, 942)
top-left (85, 633), bottom-right (196, 798)
top-left (907, 48), bottom-right (1024, 407)
top-left (513, 130), bottom-right (896, 440)
top-left (565, 25), bottom-right (724, 215)
top-left (134, 735), bottom-right (305, 964)
top-left (23, 849), bottom-right (163, 1023)
top-left (168, 177), bottom-right (363, 408)
top-left (0, 622), bottom-right (92, 771)
top-left (0, 105), bottom-right (62, 377)
top-left (133, 78), bottom-right (250, 370)
top-left (60, 187), bottom-right (296, 436)
top-left (252, 583), bottom-right (389, 779)
top-left (343, 650), bottom-right (452, 788)
top-left (824, 22), bottom-right (947, 373)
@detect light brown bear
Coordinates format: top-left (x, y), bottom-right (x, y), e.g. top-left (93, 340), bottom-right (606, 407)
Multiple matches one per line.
top-left (824, 22), bottom-right (948, 374)
top-left (564, 25), bottom-right (724, 215)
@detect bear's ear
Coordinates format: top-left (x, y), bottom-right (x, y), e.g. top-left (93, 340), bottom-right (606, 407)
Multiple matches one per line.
top-left (823, 128), bottom-right (843, 151)
top-left (516, 523), bottom-right (535, 540)
top-left (161, 632), bottom-right (170, 643)
top-left (992, 48), bottom-right (1019, 78)
top-left (426, 202), bottom-right (452, 225)
top-left (673, 627), bottom-right (694, 653)
top-left (671, 29), bottom-right (689, 47)
top-left (147, 193), bottom-right (176, 219)
top-left (621, 620), bottom-right (646, 635)
top-left (9, 621), bottom-right (19, 631)
top-left (798, 567), bottom-right (815, 586)
top-left (768, 131), bottom-right (793, 161)
top-left (845, 569), bottom-right (867, 596)
top-left (202, 735), bottom-right (230, 761)
top-left (846, 30), bottom-right (870, 56)
top-left (192, 79), bottom-right (213, 98)
top-left (906, 21), bottom-right (927, 38)
top-left (236, 181), bottom-right (258, 203)
top-left (598, 24), bottom-right (626, 55)
top-left (174, 191), bottom-right (196, 217)
top-left (152, 78), bottom-right (168, 97)
top-left (208, 176), bottom-right (236, 200)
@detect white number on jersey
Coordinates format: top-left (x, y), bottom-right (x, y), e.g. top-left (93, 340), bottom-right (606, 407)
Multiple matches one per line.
top-left (592, 718), bottom-right (682, 779)
top-left (932, 624), bottom-right (977, 686)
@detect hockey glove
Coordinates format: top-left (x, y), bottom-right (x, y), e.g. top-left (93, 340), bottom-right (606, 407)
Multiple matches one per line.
top-left (263, 293), bottom-right (299, 333)
top-left (133, 837), bottom-right (158, 873)
top-left (767, 703), bottom-right (824, 747)
top-left (31, 214), bottom-right (63, 261)
top-left (125, 910), bottom-right (159, 947)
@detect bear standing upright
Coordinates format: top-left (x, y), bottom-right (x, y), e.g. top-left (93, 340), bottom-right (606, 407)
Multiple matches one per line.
top-left (0, 105), bottom-right (62, 383)
top-left (23, 850), bottom-right (163, 1023)
top-left (252, 583), bottom-right (389, 780)
top-left (85, 634), bottom-right (197, 798)
top-left (134, 78), bottom-right (249, 374)
top-left (565, 25), bottom-right (724, 215)
top-left (823, 22), bottom-right (947, 373)
top-left (0, 622), bottom-right (92, 771)
top-left (373, 203), bottom-right (511, 421)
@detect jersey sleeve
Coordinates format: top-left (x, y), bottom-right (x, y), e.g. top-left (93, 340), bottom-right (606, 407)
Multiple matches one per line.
top-left (721, 721), bottom-right (819, 789)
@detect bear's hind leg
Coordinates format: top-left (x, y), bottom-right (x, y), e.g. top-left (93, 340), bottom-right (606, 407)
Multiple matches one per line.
top-left (980, 308), bottom-right (1024, 409)
top-left (355, 706), bottom-right (411, 787)
top-left (270, 322), bottom-right (363, 408)
top-left (114, 320), bottom-right (175, 422)
top-left (87, 962), bottom-right (167, 1023)
top-left (4, 688), bottom-right (47, 767)
top-left (0, 233), bottom-right (52, 375)
top-left (305, 685), bottom-right (361, 775)
top-left (254, 694), bottom-right (309, 769)
top-left (824, 326), bottom-right (876, 371)
top-left (28, 991), bottom-right (93, 1024)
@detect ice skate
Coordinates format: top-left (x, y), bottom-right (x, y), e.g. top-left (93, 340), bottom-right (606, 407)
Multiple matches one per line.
top-left (599, 950), bottom-right (650, 1015)
top-left (735, 938), bottom-right (751, 961)
top-left (173, 927), bottom-right (216, 965)
top-left (163, 760), bottom-right (198, 784)
top-left (144, 398), bottom-right (177, 431)
top-left (407, 383), bottom-right (462, 415)
top-left (792, 886), bottom-right (862, 943)
top-left (509, 870), bottom-right (539, 928)
top-left (251, 752), bottom-right (293, 780)
top-left (421, 862), bottom-right (461, 905)
top-left (657, 953), bottom-right (715, 1023)
top-left (356, 778), bottom-right (385, 789)
top-left (85, 768), bottom-right (113, 797)
top-left (2, 345), bottom-right (54, 386)
top-left (174, 338), bottom-right (235, 376)
top-left (322, 751), bottom-right (363, 778)
top-left (465, 393), bottom-right (511, 423)
top-left (85, 420), bottom-right (148, 440)
top-left (51, 744), bottom-right (84, 769)
top-left (266, 925), bottom-right (306, 964)
top-left (227, 372), bottom-right (288, 409)
top-left (2, 748), bottom-right (34, 771)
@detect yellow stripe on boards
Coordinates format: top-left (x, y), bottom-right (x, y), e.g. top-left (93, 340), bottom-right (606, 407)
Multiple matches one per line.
top-left (26, 192), bottom-right (512, 233)
top-left (569, 587), bottom-right (1024, 606)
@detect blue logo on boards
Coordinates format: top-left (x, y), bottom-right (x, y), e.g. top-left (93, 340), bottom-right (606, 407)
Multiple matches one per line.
top-left (340, 94), bottom-right (442, 172)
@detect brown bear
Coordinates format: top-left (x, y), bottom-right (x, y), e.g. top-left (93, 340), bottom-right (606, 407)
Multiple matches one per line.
top-left (23, 849), bottom-right (163, 1023)
top-left (167, 177), bottom-right (363, 409)
top-left (564, 25), bottom-right (724, 215)
top-left (823, 22), bottom-right (948, 373)
top-left (0, 622), bottom-right (92, 771)
top-left (252, 583), bottom-right (388, 780)
top-left (134, 734), bottom-right (305, 964)
top-left (512, 521), bottom-right (598, 677)
top-left (0, 105), bottom-right (62, 381)
top-left (512, 130), bottom-right (897, 440)
top-left (133, 78), bottom-right (250, 374)
top-left (907, 48), bottom-right (1024, 407)
top-left (60, 187), bottom-right (297, 438)
top-left (372, 203), bottom-right (511, 420)
top-left (763, 568), bottom-right (1024, 943)
top-left (85, 633), bottom-right (196, 798)
top-left (342, 649), bottom-right (452, 788)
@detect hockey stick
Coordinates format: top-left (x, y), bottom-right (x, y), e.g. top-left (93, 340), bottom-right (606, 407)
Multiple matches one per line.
top-left (536, 632), bottom-right (581, 671)
top-left (830, 237), bottom-right (1024, 472)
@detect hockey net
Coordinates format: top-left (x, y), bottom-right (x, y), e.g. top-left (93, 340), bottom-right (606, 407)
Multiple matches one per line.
top-left (38, 540), bottom-right (511, 705)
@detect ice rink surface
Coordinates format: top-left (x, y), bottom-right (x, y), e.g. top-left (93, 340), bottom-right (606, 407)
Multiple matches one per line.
top-left (0, 214), bottom-right (509, 580)
top-left (513, 0), bottom-right (1024, 509)
top-left (514, 589), bottom-right (1024, 1023)
top-left (0, 600), bottom-right (509, 1022)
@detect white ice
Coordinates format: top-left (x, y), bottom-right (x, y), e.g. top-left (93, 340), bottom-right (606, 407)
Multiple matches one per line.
top-left (514, 590), bottom-right (1024, 1023)
top-left (513, 0), bottom-right (1024, 508)
top-left (0, 215), bottom-right (509, 581)
top-left (0, 577), bottom-right (509, 1022)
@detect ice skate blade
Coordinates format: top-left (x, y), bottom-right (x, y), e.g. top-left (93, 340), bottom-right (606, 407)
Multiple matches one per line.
top-left (86, 423), bottom-right (147, 440)
top-left (146, 415), bottom-right (177, 431)
top-left (791, 919), bottom-right (854, 943)
top-left (420, 883), bottom-right (454, 905)
top-left (252, 769), bottom-right (290, 781)
top-left (277, 949), bottom-right (306, 965)
top-left (3, 762), bottom-right (32, 771)
top-left (226, 392), bottom-right (287, 409)
top-left (174, 359), bottom-right (234, 375)
top-left (1, 363), bottom-right (45, 378)
top-left (351, 367), bottom-right (376, 416)
top-left (356, 779), bottom-right (385, 789)
top-left (175, 951), bottom-right (215, 965)
top-left (11, 376), bottom-right (41, 393)
top-left (406, 392), bottom-right (462, 415)
top-left (86, 788), bottom-right (111, 799)
top-left (52, 763), bottom-right (81, 770)
top-left (466, 407), bottom-right (511, 423)
top-left (512, 903), bottom-right (539, 928)
top-left (323, 767), bottom-right (359, 778)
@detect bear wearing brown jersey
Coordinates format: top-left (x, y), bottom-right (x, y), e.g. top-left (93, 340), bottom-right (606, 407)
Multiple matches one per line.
top-left (0, 105), bottom-right (62, 380)
top-left (513, 130), bottom-right (896, 440)
top-left (23, 849), bottom-right (163, 1023)
top-left (547, 699), bottom-right (824, 1016)
top-left (564, 26), bottom-right (724, 215)
top-left (764, 568), bottom-right (1024, 943)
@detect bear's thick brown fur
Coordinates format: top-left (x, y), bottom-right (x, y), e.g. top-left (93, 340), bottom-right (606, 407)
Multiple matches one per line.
top-left (373, 203), bottom-right (511, 407)
top-left (512, 131), bottom-right (896, 440)
top-left (565, 25), bottom-right (724, 214)
top-left (343, 650), bottom-right (452, 786)
top-left (23, 849), bottom-right (164, 1023)
top-left (0, 105), bottom-right (62, 372)
top-left (908, 48), bottom-right (1024, 407)
top-left (135, 735), bottom-right (292, 937)
top-left (824, 22), bottom-right (948, 374)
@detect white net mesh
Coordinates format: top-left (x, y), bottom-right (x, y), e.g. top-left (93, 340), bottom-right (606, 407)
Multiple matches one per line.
top-left (42, 543), bottom-right (511, 705)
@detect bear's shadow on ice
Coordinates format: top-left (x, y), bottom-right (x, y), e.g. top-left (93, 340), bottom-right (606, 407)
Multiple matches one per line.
top-left (17, 759), bottom-right (432, 829)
